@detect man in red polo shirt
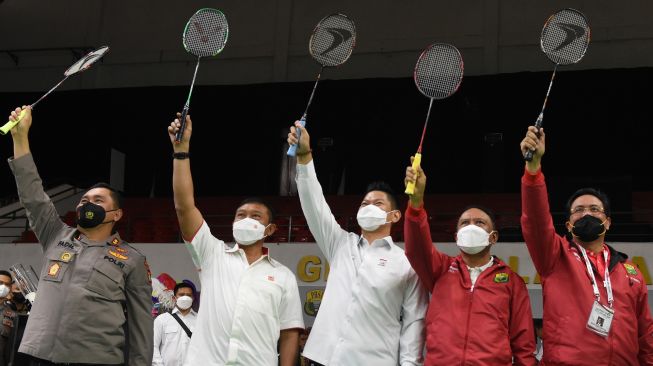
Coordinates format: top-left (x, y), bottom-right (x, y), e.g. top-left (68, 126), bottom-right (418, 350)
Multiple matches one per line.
top-left (520, 126), bottom-right (653, 365)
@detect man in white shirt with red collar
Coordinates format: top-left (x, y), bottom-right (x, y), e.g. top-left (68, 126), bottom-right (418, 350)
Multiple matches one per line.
top-left (153, 282), bottom-right (197, 366)
top-left (169, 114), bottom-right (304, 366)
top-left (287, 122), bottom-right (428, 366)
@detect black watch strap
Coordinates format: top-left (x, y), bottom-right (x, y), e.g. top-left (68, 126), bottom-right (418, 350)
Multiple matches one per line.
top-left (173, 152), bottom-right (190, 160)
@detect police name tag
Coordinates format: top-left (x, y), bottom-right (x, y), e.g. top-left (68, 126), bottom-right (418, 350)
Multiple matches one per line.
top-left (586, 301), bottom-right (614, 337)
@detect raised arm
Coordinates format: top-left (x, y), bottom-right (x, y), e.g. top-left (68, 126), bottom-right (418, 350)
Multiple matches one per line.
top-left (288, 122), bottom-right (348, 261)
top-left (7, 106), bottom-right (65, 250)
top-left (519, 127), bottom-right (563, 276)
top-left (168, 114), bottom-right (204, 240)
top-left (403, 158), bottom-right (450, 291)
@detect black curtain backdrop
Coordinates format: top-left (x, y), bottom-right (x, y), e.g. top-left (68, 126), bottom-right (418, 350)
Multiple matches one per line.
top-left (0, 67), bottom-right (651, 213)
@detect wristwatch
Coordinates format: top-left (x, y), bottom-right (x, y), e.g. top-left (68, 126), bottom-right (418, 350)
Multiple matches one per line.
top-left (173, 152), bottom-right (190, 160)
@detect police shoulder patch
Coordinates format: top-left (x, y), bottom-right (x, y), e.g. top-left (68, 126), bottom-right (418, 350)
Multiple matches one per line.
top-left (494, 272), bottom-right (509, 283)
top-left (624, 263), bottom-right (638, 276)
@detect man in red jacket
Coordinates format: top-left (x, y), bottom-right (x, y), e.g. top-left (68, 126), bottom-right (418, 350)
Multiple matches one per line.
top-left (404, 158), bottom-right (536, 366)
top-left (520, 126), bottom-right (653, 365)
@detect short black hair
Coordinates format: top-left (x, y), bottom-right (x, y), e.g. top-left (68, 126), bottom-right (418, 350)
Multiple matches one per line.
top-left (174, 282), bottom-right (194, 296)
top-left (457, 204), bottom-right (498, 230)
top-left (365, 181), bottom-right (398, 210)
top-left (237, 197), bottom-right (276, 222)
top-left (87, 182), bottom-right (123, 209)
top-left (565, 188), bottom-right (611, 217)
top-left (0, 270), bottom-right (11, 281)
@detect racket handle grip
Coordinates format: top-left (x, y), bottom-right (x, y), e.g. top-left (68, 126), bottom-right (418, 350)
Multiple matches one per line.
top-left (404, 153), bottom-right (422, 195)
top-left (523, 113), bottom-right (543, 162)
top-left (286, 117), bottom-right (307, 157)
top-left (0, 109), bottom-right (27, 135)
top-left (175, 106), bottom-right (190, 143)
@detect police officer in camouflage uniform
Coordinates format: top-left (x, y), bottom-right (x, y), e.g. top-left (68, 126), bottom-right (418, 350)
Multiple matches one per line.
top-left (6, 106), bottom-right (153, 365)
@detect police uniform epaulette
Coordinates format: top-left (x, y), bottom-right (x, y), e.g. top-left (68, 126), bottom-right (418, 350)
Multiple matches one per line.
top-left (109, 237), bottom-right (145, 258)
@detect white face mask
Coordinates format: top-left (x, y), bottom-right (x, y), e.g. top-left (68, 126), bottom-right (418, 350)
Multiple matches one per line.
top-left (176, 295), bottom-right (193, 310)
top-left (456, 225), bottom-right (494, 255)
top-left (357, 205), bottom-right (395, 232)
top-left (0, 284), bottom-right (9, 298)
top-left (232, 217), bottom-right (268, 246)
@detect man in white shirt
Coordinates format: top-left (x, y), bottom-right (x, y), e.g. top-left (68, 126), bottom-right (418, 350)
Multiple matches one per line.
top-left (169, 114), bottom-right (305, 366)
top-left (153, 283), bottom-right (197, 366)
top-left (287, 122), bottom-right (428, 366)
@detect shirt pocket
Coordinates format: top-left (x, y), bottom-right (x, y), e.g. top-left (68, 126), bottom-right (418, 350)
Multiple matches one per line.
top-left (243, 277), bottom-right (284, 316)
top-left (42, 249), bottom-right (72, 283)
top-left (164, 324), bottom-right (181, 341)
top-left (85, 259), bottom-right (126, 301)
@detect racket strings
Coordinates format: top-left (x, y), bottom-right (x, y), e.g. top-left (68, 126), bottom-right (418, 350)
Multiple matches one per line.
top-left (541, 9), bottom-right (590, 65)
top-left (184, 10), bottom-right (229, 57)
top-left (310, 14), bottom-right (356, 67)
top-left (414, 44), bottom-right (463, 100)
top-left (64, 46), bottom-right (110, 76)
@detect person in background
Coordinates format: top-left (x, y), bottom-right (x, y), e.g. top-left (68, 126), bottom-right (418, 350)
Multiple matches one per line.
top-left (153, 283), bottom-right (197, 366)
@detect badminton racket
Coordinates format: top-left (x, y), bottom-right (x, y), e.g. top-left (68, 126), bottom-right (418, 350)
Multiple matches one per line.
top-left (524, 8), bottom-right (590, 161)
top-left (175, 8), bottom-right (229, 142)
top-left (0, 46), bottom-right (110, 135)
top-left (405, 43), bottom-right (464, 194)
top-left (287, 13), bottom-right (356, 156)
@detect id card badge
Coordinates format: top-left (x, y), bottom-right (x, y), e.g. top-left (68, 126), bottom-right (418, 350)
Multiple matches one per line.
top-left (586, 300), bottom-right (614, 337)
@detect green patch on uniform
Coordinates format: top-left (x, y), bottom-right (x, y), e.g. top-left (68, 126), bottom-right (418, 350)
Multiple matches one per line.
top-left (624, 263), bottom-right (638, 276)
top-left (494, 273), bottom-right (509, 283)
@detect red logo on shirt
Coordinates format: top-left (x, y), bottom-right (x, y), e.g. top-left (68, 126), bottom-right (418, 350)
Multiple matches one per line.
top-left (267, 275), bottom-right (275, 282)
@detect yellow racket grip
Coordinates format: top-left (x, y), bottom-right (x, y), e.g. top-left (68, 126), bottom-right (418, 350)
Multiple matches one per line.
top-left (0, 109), bottom-right (26, 135)
top-left (404, 152), bottom-right (422, 195)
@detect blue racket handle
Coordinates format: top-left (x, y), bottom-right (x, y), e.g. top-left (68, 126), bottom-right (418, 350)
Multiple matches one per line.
top-left (175, 105), bottom-right (190, 143)
top-left (287, 117), bottom-right (307, 157)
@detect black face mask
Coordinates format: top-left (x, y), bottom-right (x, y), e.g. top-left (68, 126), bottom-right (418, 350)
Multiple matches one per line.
top-left (571, 215), bottom-right (607, 242)
top-left (76, 202), bottom-right (117, 229)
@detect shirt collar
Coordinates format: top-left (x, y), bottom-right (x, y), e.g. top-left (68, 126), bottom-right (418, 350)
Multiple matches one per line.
top-left (172, 307), bottom-right (197, 316)
top-left (466, 256), bottom-right (494, 272)
top-left (358, 235), bottom-right (394, 249)
top-left (73, 230), bottom-right (123, 247)
top-left (226, 244), bottom-right (279, 267)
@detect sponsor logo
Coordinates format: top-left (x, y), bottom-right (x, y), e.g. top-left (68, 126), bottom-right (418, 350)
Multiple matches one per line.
top-left (321, 27), bottom-right (353, 56)
top-left (554, 23), bottom-right (586, 51)
top-left (304, 289), bottom-right (324, 317)
top-left (378, 258), bottom-right (387, 267)
top-left (494, 273), bottom-right (509, 283)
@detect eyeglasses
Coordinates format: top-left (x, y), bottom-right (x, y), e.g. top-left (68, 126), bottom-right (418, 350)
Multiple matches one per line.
top-left (570, 205), bottom-right (605, 215)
